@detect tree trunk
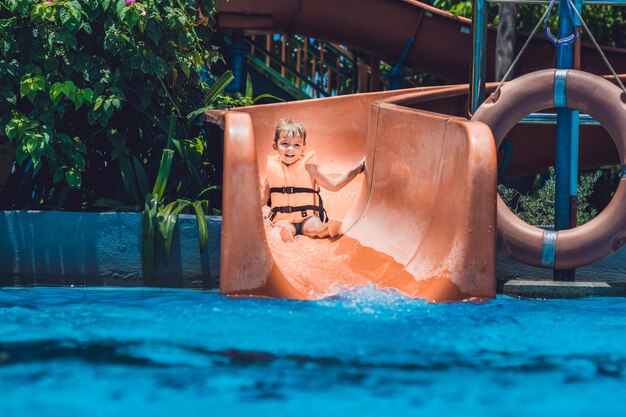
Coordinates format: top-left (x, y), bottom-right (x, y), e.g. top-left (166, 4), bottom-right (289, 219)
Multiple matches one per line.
top-left (496, 4), bottom-right (518, 81)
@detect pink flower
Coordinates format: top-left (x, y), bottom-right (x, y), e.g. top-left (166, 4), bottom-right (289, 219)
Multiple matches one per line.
top-left (124, 0), bottom-right (135, 4)
top-left (141, 10), bottom-right (146, 16)
top-left (46, 0), bottom-right (56, 3)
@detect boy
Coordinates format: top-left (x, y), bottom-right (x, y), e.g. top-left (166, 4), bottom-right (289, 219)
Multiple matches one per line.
top-left (261, 118), bottom-right (365, 242)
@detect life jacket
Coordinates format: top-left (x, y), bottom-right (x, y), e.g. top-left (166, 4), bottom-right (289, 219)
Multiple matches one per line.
top-left (265, 151), bottom-right (327, 223)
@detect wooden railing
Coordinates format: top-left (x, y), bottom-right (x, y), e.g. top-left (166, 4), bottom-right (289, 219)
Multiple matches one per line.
top-left (246, 34), bottom-right (383, 98)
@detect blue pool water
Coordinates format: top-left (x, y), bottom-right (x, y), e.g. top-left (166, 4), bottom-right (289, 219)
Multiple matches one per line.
top-left (1, 287), bottom-right (626, 416)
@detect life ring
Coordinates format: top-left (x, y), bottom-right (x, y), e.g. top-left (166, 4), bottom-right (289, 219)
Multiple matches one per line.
top-left (472, 69), bottom-right (626, 269)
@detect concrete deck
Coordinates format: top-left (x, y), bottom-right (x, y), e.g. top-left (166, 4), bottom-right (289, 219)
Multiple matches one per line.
top-left (496, 250), bottom-right (626, 299)
top-left (499, 280), bottom-right (626, 298)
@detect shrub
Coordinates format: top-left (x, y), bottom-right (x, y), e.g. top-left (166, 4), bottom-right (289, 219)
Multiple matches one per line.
top-left (498, 166), bottom-right (602, 226)
top-left (1, 0), bottom-right (223, 209)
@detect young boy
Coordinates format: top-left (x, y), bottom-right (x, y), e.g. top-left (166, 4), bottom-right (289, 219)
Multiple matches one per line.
top-left (260, 118), bottom-right (365, 242)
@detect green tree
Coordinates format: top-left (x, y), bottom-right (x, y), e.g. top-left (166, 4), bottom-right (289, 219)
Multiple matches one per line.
top-left (499, 167), bottom-right (601, 226)
top-left (433, 0), bottom-right (626, 48)
top-left (0, 0), bottom-right (224, 210)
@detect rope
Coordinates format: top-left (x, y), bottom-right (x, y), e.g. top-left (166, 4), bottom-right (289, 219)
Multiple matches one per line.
top-left (492, 3), bottom-right (553, 100)
top-left (566, 0), bottom-right (626, 96)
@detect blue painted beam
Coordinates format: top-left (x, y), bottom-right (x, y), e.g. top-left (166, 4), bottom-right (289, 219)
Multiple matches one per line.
top-left (553, 0), bottom-right (577, 280)
top-left (470, 0), bottom-right (488, 115)
top-left (520, 112), bottom-right (597, 124)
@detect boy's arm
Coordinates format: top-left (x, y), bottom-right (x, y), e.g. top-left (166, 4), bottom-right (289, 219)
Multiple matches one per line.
top-left (260, 177), bottom-right (270, 206)
top-left (306, 157), bottom-right (365, 192)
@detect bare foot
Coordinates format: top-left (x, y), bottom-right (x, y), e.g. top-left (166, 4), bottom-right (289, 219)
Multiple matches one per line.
top-left (327, 220), bottom-right (343, 238)
top-left (279, 226), bottom-right (295, 243)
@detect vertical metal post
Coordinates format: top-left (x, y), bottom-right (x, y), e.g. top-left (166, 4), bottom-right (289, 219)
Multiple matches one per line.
top-left (569, 112), bottom-right (580, 229)
top-left (226, 32), bottom-right (247, 93)
top-left (370, 56), bottom-right (381, 92)
top-left (469, 0), bottom-right (488, 115)
top-left (569, 0), bottom-right (583, 234)
top-left (351, 49), bottom-right (359, 93)
top-left (389, 36), bottom-right (415, 90)
top-left (554, 0), bottom-right (576, 281)
top-left (389, 64), bottom-right (404, 90)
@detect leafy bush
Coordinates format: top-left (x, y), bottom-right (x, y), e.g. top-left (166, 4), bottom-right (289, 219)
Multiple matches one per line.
top-left (1, 0), bottom-right (223, 210)
top-left (433, 0), bottom-right (626, 48)
top-left (498, 166), bottom-right (601, 226)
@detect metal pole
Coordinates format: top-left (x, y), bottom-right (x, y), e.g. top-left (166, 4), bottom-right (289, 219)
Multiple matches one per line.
top-left (553, 0), bottom-right (576, 281)
top-left (470, 0), bottom-right (488, 115)
top-left (226, 32), bottom-right (247, 93)
top-left (570, 0), bottom-right (583, 232)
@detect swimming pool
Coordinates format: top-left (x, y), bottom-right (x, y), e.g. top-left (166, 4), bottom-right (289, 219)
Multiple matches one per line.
top-left (1, 287), bottom-right (625, 416)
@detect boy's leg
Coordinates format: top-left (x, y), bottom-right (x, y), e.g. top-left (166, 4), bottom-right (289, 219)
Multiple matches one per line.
top-left (302, 217), bottom-right (343, 238)
top-left (273, 220), bottom-right (296, 242)
top-left (302, 216), bottom-right (329, 238)
top-left (327, 219), bottom-right (342, 238)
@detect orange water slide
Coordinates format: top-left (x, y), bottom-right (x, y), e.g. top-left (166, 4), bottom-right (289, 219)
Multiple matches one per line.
top-left (212, 87), bottom-right (497, 302)
top-left (216, 0), bottom-right (626, 83)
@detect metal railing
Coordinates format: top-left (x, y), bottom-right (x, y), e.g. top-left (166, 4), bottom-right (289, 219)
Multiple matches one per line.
top-left (246, 34), bottom-right (383, 98)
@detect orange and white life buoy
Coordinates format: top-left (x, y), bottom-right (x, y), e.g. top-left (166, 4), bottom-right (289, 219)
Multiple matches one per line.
top-left (472, 69), bottom-right (626, 269)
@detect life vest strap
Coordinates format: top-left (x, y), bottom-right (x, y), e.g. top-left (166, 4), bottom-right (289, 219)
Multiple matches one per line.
top-left (269, 204), bottom-right (328, 223)
top-left (269, 186), bottom-right (318, 194)
top-left (267, 186), bottom-right (328, 223)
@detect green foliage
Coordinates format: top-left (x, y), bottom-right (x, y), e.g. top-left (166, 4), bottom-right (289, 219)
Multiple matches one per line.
top-left (141, 171), bottom-right (214, 280)
top-left (186, 70), bottom-right (234, 121)
top-left (499, 167), bottom-right (602, 226)
top-left (1, 0), bottom-right (223, 209)
top-left (212, 74), bottom-right (284, 109)
top-left (433, 1), bottom-right (626, 48)
top-left (433, 0), bottom-right (475, 19)
top-left (514, 4), bottom-right (626, 48)
top-left (433, 0), bottom-right (499, 22)
top-left (139, 71), bottom-right (282, 279)
top-left (140, 114), bottom-right (217, 281)
top-left (142, 193), bottom-right (158, 279)
top-left (136, 143), bottom-right (211, 280)
top-left (0, 0), bottom-right (235, 280)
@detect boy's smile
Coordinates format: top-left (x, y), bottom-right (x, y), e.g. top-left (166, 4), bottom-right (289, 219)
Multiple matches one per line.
top-left (274, 135), bottom-right (305, 165)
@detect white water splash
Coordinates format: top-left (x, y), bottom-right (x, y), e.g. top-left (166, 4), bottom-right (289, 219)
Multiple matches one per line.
top-left (316, 284), bottom-right (426, 315)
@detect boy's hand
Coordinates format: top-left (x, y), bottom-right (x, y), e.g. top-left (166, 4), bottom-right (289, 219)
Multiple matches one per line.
top-left (357, 157), bottom-right (366, 174)
top-left (262, 205), bottom-right (272, 220)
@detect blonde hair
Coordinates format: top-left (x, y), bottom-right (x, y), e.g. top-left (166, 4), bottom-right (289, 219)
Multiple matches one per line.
top-left (274, 118), bottom-right (307, 144)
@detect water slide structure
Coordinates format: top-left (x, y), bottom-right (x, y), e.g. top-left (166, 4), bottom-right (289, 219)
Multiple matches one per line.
top-left (216, 0), bottom-right (626, 176)
top-left (212, 87), bottom-right (497, 302)
top-left (210, 0), bottom-right (626, 301)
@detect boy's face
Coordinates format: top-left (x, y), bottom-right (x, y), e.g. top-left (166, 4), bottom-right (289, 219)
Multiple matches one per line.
top-left (273, 134), bottom-right (305, 165)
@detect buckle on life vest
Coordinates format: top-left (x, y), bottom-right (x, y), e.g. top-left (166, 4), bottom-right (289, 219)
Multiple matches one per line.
top-left (282, 186), bottom-right (296, 194)
top-left (301, 210), bottom-right (308, 218)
